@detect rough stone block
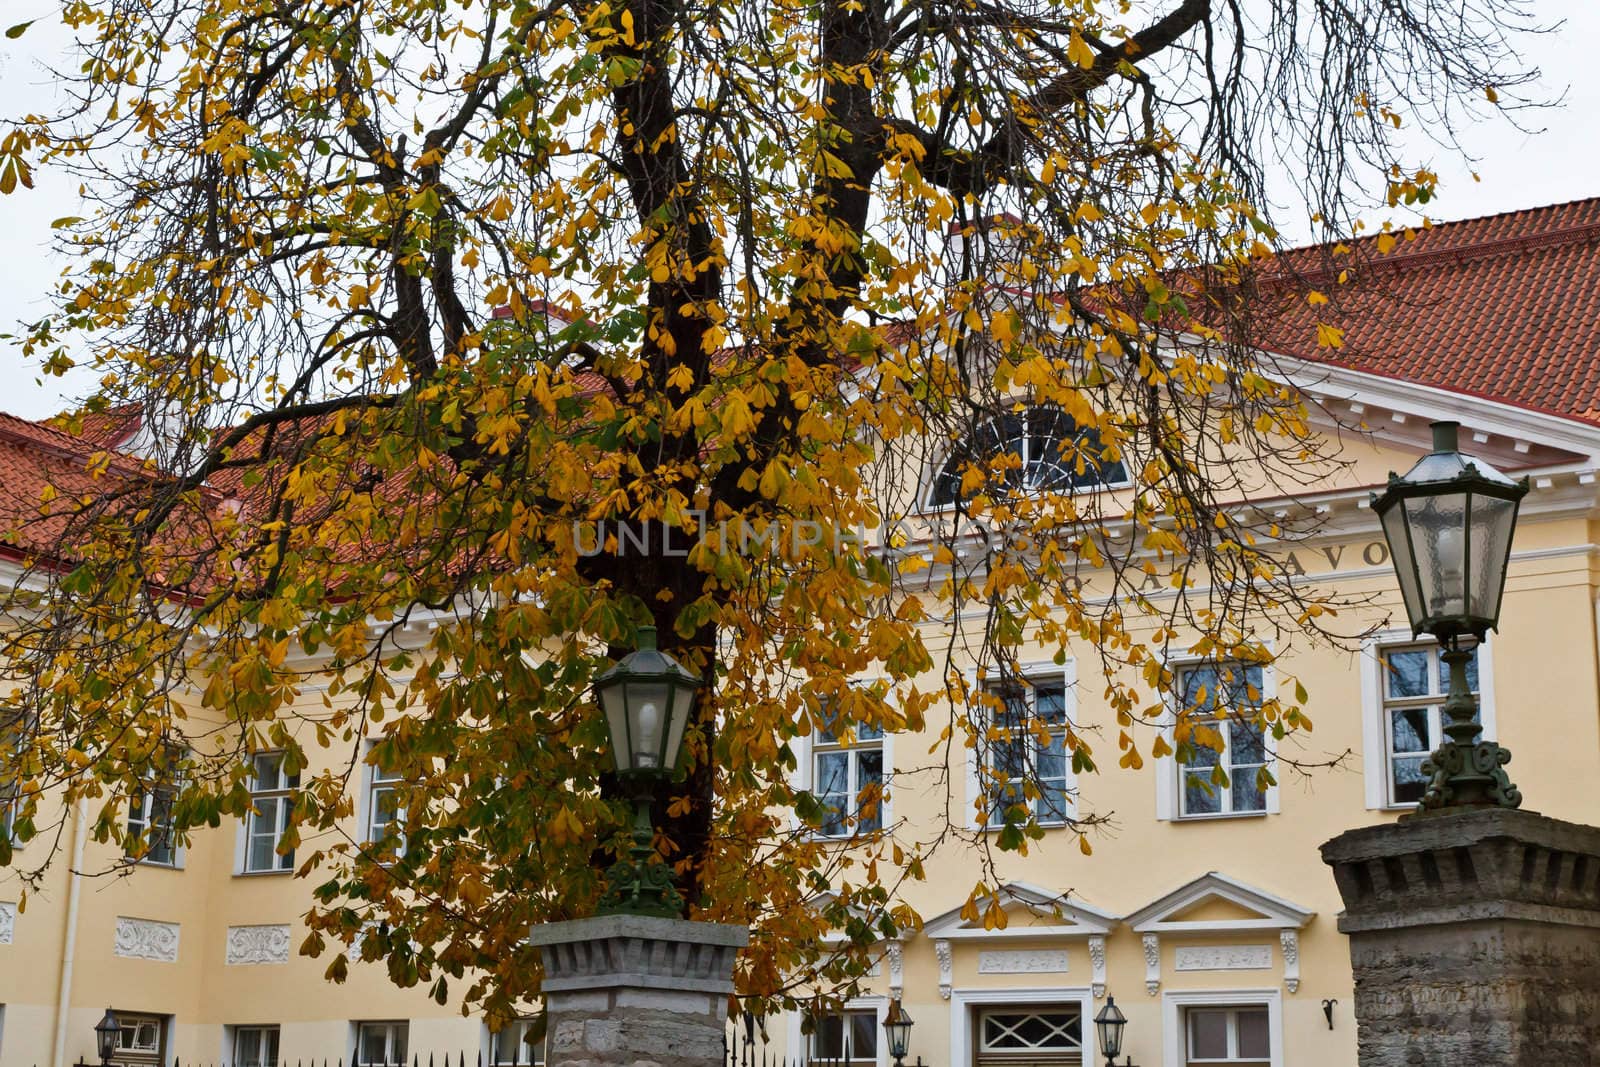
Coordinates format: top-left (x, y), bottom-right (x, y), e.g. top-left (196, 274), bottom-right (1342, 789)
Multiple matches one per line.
top-left (530, 915), bottom-right (749, 1067)
top-left (1322, 807), bottom-right (1600, 1066)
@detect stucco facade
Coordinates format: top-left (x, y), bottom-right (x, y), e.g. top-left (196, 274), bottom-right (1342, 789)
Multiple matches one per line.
top-left (5, 206), bottom-right (1600, 1067)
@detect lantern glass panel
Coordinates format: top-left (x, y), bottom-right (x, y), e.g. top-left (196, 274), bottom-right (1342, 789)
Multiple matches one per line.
top-left (1093, 1000), bottom-right (1125, 1058)
top-left (627, 680), bottom-right (673, 769)
top-left (599, 682), bottom-right (635, 772)
top-left (1403, 491), bottom-right (1469, 622)
top-left (1379, 502), bottom-right (1424, 629)
top-left (662, 682), bottom-right (695, 773)
top-left (1469, 493), bottom-right (1517, 623)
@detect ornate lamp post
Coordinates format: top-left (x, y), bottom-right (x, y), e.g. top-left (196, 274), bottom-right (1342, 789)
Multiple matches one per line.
top-left (93, 1008), bottom-right (121, 1067)
top-left (1092, 997), bottom-right (1128, 1067)
top-left (1371, 420), bottom-right (1528, 809)
top-left (883, 1001), bottom-right (914, 1067)
top-left (592, 625), bottom-right (702, 916)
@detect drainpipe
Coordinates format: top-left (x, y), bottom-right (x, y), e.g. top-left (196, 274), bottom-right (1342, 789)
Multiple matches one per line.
top-left (51, 799), bottom-right (89, 1067)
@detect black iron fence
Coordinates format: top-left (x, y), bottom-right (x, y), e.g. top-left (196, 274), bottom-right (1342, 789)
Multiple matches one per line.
top-left (62, 1041), bottom-right (927, 1067)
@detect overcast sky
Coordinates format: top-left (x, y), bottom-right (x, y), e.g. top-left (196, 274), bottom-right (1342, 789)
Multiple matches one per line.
top-left (0, 1), bottom-right (1595, 421)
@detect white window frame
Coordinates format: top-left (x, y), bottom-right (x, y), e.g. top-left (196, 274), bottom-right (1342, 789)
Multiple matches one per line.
top-left (1155, 660), bottom-right (1278, 822)
top-left (949, 987), bottom-right (1098, 1067)
top-left (359, 746), bottom-right (407, 858)
top-left (1360, 629), bottom-right (1498, 810)
top-left (1160, 991), bottom-right (1281, 1067)
top-left (483, 1017), bottom-right (544, 1067)
top-left (352, 1021), bottom-right (409, 1067)
top-left (1181, 1006), bottom-right (1271, 1065)
top-left (785, 995), bottom-right (888, 1067)
top-left (922, 407), bottom-right (1132, 512)
top-left (792, 685), bottom-right (895, 839)
top-left (229, 1024), bottom-right (281, 1067)
top-left (810, 717), bottom-right (886, 840)
top-left (127, 776), bottom-right (183, 868)
top-left (238, 753), bottom-right (298, 875)
top-left (976, 1005), bottom-right (1085, 1060)
top-left (110, 1012), bottom-right (169, 1067)
top-left (965, 661), bottom-right (1079, 830)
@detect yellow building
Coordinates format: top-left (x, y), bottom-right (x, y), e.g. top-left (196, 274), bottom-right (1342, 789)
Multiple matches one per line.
top-left (4, 200), bottom-right (1600, 1067)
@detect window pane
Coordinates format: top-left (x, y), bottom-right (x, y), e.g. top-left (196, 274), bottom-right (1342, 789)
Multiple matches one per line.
top-left (815, 752), bottom-right (849, 798)
top-left (1230, 719), bottom-right (1267, 765)
top-left (1236, 1010), bottom-right (1270, 1058)
top-left (1034, 683), bottom-right (1067, 724)
top-left (848, 1012), bottom-right (877, 1058)
top-left (811, 1016), bottom-right (844, 1059)
top-left (1392, 756), bottom-right (1428, 804)
top-left (1188, 1010), bottom-right (1229, 1059)
top-left (856, 750), bottom-right (883, 833)
top-left (249, 827), bottom-right (279, 872)
top-left (1390, 707), bottom-right (1431, 754)
top-left (1231, 767), bottom-right (1267, 813)
top-left (1183, 770), bottom-right (1221, 815)
top-left (1385, 650), bottom-right (1430, 698)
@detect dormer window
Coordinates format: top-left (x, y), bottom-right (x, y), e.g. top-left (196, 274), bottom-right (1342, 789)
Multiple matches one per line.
top-left (928, 406), bottom-right (1126, 507)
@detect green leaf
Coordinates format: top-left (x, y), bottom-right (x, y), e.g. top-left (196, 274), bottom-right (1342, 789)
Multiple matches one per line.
top-left (5, 20), bottom-right (35, 39)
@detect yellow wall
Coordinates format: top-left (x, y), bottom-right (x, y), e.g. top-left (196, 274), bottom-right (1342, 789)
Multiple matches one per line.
top-left (4, 417), bottom-right (1600, 1067)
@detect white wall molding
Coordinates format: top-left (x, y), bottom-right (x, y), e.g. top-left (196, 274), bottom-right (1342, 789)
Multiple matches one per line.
top-left (113, 917), bottom-right (180, 962)
top-left (0, 900), bottom-right (14, 944)
top-left (1142, 933), bottom-right (1161, 995)
top-left (977, 949), bottom-right (1069, 974)
top-left (1280, 931), bottom-right (1300, 994)
top-left (225, 924), bottom-right (291, 965)
top-left (1172, 945), bottom-right (1272, 972)
top-left (936, 939), bottom-right (953, 1000)
top-left (885, 941), bottom-right (903, 1000)
top-left (1087, 936), bottom-right (1107, 999)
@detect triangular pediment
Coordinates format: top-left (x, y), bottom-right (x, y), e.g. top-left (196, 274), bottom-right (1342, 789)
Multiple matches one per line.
top-left (1125, 872), bottom-right (1313, 933)
top-left (922, 881), bottom-right (1118, 939)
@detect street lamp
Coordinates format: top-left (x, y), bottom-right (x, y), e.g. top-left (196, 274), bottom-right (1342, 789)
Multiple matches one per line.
top-left (1093, 997), bottom-right (1127, 1067)
top-left (883, 1002), bottom-right (914, 1067)
top-left (592, 625), bottom-right (702, 916)
top-left (1372, 420), bottom-right (1528, 810)
top-left (93, 1008), bottom-right (121, 1067)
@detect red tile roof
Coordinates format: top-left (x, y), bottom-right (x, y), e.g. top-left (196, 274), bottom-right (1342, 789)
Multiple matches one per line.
top-left (1249, 197), bottom-right (1600, 424)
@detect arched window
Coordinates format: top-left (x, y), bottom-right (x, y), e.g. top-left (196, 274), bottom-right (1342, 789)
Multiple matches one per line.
top-left (928, 406), bottom-right (1126, 507)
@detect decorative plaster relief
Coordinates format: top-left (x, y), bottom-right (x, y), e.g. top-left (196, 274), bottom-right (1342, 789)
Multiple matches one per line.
top-left (114, 917), bottom-right (180, 962)
top-left (936, 939), bottom-right (953, 1000)
top-left (1280, 929), bottom-right (1301, 994)
top-left (1141, 933), bottom-right (1161, 995)
top-left (1173, 945), bottom-right (1273, 972)
top-left (977, 949), bottom-right (1069, 974)
top-left (0, 901), bottom-right (15, 944)
top-left (886, 941), bottom-right (904, 1000)
top-left (226, 924), bottom-right (291, 965)
top-left (1087, 935), bottom-right (1107, 999)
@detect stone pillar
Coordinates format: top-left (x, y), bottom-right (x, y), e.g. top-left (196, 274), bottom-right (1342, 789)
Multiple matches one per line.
top-left (1321, 807), bottom-right (1600, 1066)
top-left (529, 915), bottom-right (749, 1067)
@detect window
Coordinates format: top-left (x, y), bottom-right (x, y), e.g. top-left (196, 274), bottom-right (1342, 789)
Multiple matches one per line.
top-left (127, 780), bottom-right (179, 866)
top-left (983, 676), bottom-right (1072, 825)
top-left (1185, 1007), bottom-right (1269, 1066)
top-left (355, 1022), bottom-right (408, 1067)
top-left (233, 1026), bottom-right (281, 1067)
top-left (244, 754), bottom-right (298, 873)
top-left (809, 1010), bottom-right (877, 1067)
top-left (365, 757), bottom-right (406, 856)
top-left (1380, 644), bottom-right (1480, 806)
top-left (1172, 663), bottom-right (1270, 818)
top-left (487, 1018), bottom-right (544, 1067)
top-left (929, 406), bottom-right (1127, 507)
top-left (111, 1014), bottom-right (166, 1067)
top-left (812, 715), bottom-right (884, 838)
top-left (977, 1009), bottom-right (1082, 1066)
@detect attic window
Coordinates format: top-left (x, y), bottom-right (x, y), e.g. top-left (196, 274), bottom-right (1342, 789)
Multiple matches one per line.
top-left (928, 406), bottom-right (1126, 507)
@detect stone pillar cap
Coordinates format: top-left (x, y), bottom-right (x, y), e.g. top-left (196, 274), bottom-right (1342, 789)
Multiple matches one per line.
top-left (529, 914), bottom-right (750, 948)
